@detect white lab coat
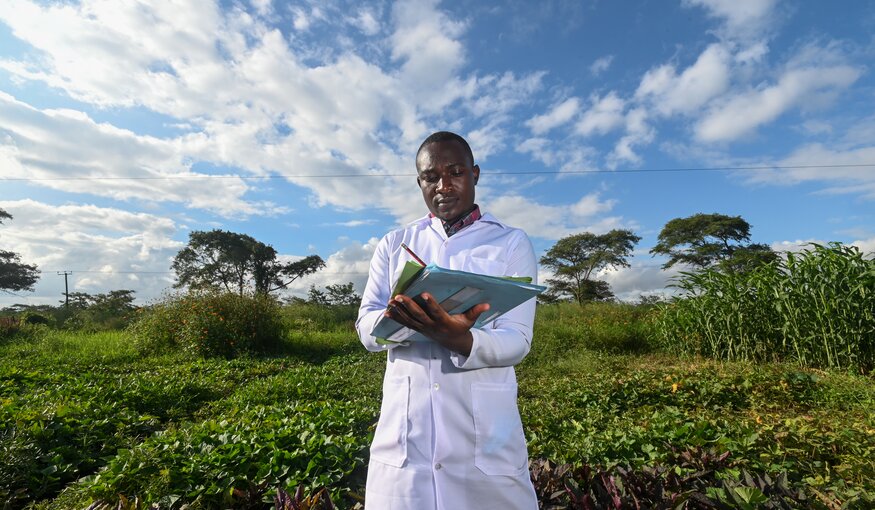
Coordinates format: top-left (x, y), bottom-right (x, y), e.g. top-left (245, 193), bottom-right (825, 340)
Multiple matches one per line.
top-left (356, 213), bottom-right (539, 510)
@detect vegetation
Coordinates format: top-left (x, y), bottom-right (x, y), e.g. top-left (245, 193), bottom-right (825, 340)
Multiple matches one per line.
top-left (540, 230), bottom-right (641, 304)
top-left (0, 208), bottom-right (40, 292)
top-left (650, 213), bottom-right (776, 272)
top-left (129, 292), bottom-right (285, 357)
top-left (172, 230), bottom-right (325, 295)
top-left (654, 243), bottom-right (875, 373)
top-left (1, 300), bottom-right (872, 509)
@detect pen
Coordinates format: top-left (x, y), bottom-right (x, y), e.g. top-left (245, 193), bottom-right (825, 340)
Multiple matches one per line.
top-left (400, 242), bottom-right (427, 266)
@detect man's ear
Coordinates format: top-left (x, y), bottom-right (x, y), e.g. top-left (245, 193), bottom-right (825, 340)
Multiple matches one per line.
top-left (416, 176), bottom-right (421, 187)
top-left (473, 164), bottom-right (480, 185)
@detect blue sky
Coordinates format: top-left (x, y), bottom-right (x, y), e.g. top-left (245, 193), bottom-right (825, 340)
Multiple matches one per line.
top-left (1, 0), bottom-right (873, 307)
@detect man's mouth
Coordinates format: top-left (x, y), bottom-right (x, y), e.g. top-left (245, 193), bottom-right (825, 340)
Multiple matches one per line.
top-left (436, 196), bottom-right (456, 206)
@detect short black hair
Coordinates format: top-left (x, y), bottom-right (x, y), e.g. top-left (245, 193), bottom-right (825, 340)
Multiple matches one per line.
top-left (416, 131), bottom-right (475, 167)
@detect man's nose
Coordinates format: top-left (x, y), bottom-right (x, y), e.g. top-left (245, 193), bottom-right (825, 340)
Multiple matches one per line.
top-left (436, 176), bottom-right (453, 193)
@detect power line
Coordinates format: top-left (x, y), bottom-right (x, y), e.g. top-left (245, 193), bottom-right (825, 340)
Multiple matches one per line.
top-left (38, 269), bottom-right (373, 275)
top-left (37, 264), bottom-right (670, 275)
top-left (3, 163), bottom-right (873, 182)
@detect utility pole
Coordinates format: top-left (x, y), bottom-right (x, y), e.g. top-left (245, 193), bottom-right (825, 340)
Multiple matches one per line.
top-left (57, 271), bottom-right (72, 308)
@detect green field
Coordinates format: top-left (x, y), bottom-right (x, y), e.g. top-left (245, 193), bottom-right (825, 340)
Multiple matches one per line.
top-left (2, 303), bottom-right (874, 509)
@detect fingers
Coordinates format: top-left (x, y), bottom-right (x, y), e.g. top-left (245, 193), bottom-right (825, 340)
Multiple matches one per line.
top-left (389, 295), bottom-right (433, 330)
top-left (463, 302), bottom-right (490, 323)
top-left (418, 292), bottom-right (449, 321)
top-left (386, 297), bottom-right (426, 331)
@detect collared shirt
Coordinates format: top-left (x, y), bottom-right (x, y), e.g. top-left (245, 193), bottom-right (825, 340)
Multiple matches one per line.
top-left (356, 212), bottom-right (539, 510)
top-left (430, 204), bottom-right (482, 237)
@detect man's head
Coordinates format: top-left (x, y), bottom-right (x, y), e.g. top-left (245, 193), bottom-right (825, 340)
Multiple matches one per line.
top-left (415, 131), bottom-right (480, 223)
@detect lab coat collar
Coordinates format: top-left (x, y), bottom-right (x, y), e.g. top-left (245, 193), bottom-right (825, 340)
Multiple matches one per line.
top-left (411, 211), bottom-right (507, 241)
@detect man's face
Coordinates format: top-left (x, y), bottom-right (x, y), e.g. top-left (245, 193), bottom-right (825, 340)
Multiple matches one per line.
top-left (416, 140), bottom-right (480, 223)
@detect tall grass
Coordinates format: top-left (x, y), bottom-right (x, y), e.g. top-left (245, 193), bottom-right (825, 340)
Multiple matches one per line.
top-left (0, 328), bottom-right (136, 362)
top-left (654, 243), bottom-right (875, 373)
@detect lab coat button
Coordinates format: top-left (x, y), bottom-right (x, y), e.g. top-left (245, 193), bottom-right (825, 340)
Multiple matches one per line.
top-left (435, 463), bottom-right (442, 470)
top-left (433, 383), bottom-right (440, 390)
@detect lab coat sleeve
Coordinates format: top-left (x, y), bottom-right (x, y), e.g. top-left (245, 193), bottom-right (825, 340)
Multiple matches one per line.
top-left (356, 234), bottom-right (403, 352)
top-left (450, 231), bottom-right (538, 370)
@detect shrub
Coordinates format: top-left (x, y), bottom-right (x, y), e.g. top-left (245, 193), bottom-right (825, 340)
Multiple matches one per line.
top-left (129, 292), bottom-right (284, 357)
top-left (22, 312), bottom-right (53, 326)
top-left (532, 301), bottom-right (654, 358)
top-left (282, 302), bottom-right (358, 333)
top-left (0, 315), bottom-right (20, 339)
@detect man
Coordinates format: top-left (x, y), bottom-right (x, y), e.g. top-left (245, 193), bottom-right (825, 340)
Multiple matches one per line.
top-left (355, 131), bottom-right (539, 510)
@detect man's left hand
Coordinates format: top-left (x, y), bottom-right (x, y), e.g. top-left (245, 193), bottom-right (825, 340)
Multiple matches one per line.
top-left (385, 293), bottom-right (489, 356)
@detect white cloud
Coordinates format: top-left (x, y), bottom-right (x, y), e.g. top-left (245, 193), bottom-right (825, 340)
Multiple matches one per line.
top-left (682, 0), bottom-right (779, 41)
top-left (696, 65), bottom-right (861, 142)
top-left (772, 237), bottom-right (875, 257)
top-left (487, 192), bottom-right (627, 240)
top-left (526, 97), bottom-right (580, 135)
top-left (853, 237), bottom-right (875, 256)
top-left (0, 199), bottom-right (182, 306)
top-left (331, 219), bottom-right (378, 227)
top-left (0, 0), bottom-right (545, 226)
top-left (353, 8), bottom-right (381, 36)
top-left (292, 7), bottom-right (311, 31)
top-left (284, 237), bottom-right (379, 298)
top-left (390, 0), bottom-right (468, 103)
top-left (744, 143), bottom-right (875, 200)
top-left (590, 55), bottom-right (614, 76)
top-left (635, 43), bottom-right (731, 117)
top-left (600, 263), bottom-right (679, 302)
top-left (515, 137), bottom-right (599, 174)
top-left (0, 92), bottom-right (269, 216)
top-left (608, 107), bottom-right (653, 167)
top-left (575, 92), bottom-right (625, 137)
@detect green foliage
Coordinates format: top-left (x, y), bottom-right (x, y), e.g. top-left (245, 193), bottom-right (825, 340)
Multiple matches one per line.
top-left (307, 282), bottom-right (361, 307)
top-left (654, 242), bottom-right (875, 372)
top-left (650, 212), bottom-right (777, 271)
top-left (527, 302), bottom-right (654, 360)
top-left (129, 292), bottom-right (285, 357)
top-left (82, 401), bottom-right (370, 508)
top-left (61, 290), bottom-right (138, 331)
top-left (172, 230), bottom-right (325, 295)
top-left (3, 301), bottom-right (874, 509)
top-left (540, 230), bottom-right (641, 304)
top-left (0, 208), bottom-right (40, 292)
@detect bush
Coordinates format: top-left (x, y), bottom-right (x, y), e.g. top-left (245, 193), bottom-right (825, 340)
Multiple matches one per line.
top-left (129, 292), bottom-right (284, 357)
top-left (22, 312), bottom-right (53, 326)
top-left (531, 301), bottom-right (654, 358)
top-left (282, 302), bottom-right (358, 333)
top-left (0, 316), bottom-right (20, 339)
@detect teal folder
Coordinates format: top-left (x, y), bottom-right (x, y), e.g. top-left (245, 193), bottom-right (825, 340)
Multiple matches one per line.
top-left (371, 262), bottom-right (546, 344)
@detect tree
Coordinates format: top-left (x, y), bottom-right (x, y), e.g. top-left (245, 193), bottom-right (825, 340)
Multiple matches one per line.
top-left (0, 208), bottom-right (39, 293)
top-left (307, 282), bottom-right (360, 306)
top-left (172, 230), bottom-right (324, 295)
top-left (650, 213), bottom-right (776, 271)
top-left (540, 230), bottom-right (641, 305)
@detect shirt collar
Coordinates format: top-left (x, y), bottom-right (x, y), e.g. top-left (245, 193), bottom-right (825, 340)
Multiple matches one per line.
top-left (429, 204), bottom-right (481, 237)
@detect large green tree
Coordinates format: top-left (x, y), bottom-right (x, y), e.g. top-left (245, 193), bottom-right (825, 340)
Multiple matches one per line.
top-left (540, 229), bottom-right (641, 304)
top-left (0, 208), bottom-right (40, 293)
top-left (650, 213), bottom-right (776, 271)
top-left (172, 230), bottom-right (324, 295)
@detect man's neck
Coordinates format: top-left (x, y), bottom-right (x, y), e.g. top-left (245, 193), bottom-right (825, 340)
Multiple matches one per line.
top-left (433, 204), bottom-right (481, 236)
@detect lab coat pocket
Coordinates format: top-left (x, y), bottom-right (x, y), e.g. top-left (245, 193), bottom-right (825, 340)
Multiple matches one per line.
top-left (472, 382), bottom-right (528, 476)
top-left (370, 376), bottom-right (409, 467)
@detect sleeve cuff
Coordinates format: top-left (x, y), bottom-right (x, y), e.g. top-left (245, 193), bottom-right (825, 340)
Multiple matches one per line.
top-left (450, 327), bottom-right (485, 369)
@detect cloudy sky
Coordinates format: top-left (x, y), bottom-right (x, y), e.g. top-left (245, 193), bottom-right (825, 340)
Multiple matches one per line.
top-left (1, 0), bottom-right (873, 307)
